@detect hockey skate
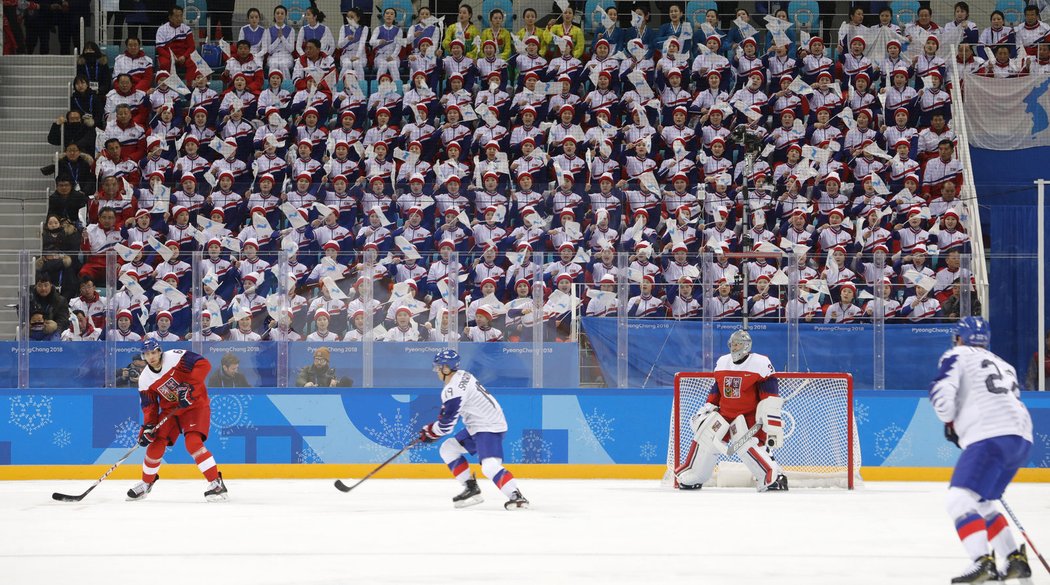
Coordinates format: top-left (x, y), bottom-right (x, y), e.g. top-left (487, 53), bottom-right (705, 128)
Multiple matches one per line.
top-left (504, 490), bottom-right (529, 510)
top-left (763, 474), bottom-right (789, 492)
top-left (126, 476), bottom-right (158, 501)
top-left (1003, 545), bottom-right (1032, 581)
top-left (951, 555), bottom-right (999, 583)
top-left (678, 482), bottom-right (703, 491)
top-left (204, 472), bottom-right (228, 502)
top-left (452, 475), bottom-right (483, 508)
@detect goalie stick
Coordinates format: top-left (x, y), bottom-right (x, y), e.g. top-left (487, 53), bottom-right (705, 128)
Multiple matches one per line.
top-left (334, 438), bottom-right (421, 493)
top-left (52, 410), bottom-right (182, 502)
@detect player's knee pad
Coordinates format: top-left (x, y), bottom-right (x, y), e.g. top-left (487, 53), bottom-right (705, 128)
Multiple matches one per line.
top-left (480, 457), bottom-right (503, 479)
top-left (975, 499), bottom-right (999, 518)
top-left (438, 438), bottom-right (468, 463)
top-left (756, 397), bottom-right (784, 449)
top-left (946, 486), bottom-right (981, 520)
top-left (183, 432), bottom-right (204, 453)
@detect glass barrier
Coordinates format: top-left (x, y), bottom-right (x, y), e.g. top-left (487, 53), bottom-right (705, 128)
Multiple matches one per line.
top-left (3, 236), bottom-right (1042, 391)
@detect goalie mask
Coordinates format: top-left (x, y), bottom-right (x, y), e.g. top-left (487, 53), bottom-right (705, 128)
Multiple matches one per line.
top-left (729, 330), bottom-right (752, 362)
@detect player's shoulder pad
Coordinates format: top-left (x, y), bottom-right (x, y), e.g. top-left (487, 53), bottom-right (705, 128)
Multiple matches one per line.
top-left (754, 353), bottom-right (775, 377)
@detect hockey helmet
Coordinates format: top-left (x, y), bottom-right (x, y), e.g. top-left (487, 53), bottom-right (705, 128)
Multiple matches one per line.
top-left (141, 338), bottom-right (162, 356)
top-left (728, 329), bottom-right (752, 362)
top-left (954, 316), bottom-right (990, 348)
top-left (433, 349), bottom-right (461, 372)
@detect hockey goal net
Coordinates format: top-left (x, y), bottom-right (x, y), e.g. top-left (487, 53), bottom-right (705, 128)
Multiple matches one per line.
top-left (665, 372), bottom-right (862, 489)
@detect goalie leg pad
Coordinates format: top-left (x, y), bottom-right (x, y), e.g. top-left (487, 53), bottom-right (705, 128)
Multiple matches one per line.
top-left (733, 433), bottom-right (784, 491)
top-left (675, 413), bottom-right (729, 488)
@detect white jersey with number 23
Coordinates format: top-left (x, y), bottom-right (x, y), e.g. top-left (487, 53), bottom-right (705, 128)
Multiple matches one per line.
top-left (929, 345), bottom-right (1033, 449)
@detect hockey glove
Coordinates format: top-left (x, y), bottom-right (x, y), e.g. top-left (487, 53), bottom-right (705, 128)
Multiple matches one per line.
top-left (418, 424), bottom-right (440, 444)
top-left (176, 384), bottom-right (195, 409)
top-left (944, 423), bottom-right (960, 448)
top-left (138, 424), bottom-right (157, 447)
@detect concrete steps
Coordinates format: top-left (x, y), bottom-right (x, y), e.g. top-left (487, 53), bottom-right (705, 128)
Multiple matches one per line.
top-left (0, 54), bottom-right (76, 339)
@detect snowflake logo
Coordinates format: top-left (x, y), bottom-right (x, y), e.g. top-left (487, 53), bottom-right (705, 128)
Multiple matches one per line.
top-left (937, 443), bottom-right (956, 462)
top-left (1038, 432), bottom-right (1050, 467)
top-left (364, 408), bottom-right (433, 463)
top-left (211, 394), bottom-right (253, 429)
top-left (114, 417), bottom-right (141, 448)
top-left (510, 433), bottom-right (553, 463)
top-left (296, 445), bottom-right (324, 464)
top-left (9, 395), bottom-right (53, 435)
top-left (639, 441), bottom-right (658, 462)
top-left (52, 428), bottom-right (72, 448)
top-left (874, 423), bottom-right (912, 462)
top-left (577, 408), bottom-right (615, 449)
top-left (854, 403), bottom-right (870, 426)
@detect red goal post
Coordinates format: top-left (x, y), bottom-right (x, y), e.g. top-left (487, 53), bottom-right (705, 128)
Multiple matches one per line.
top-left (666, 372), bottom-right (861, 489)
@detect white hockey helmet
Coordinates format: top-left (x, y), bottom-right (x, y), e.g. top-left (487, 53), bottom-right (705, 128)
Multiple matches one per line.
top-left (729, 329), bottom-right (752, 362)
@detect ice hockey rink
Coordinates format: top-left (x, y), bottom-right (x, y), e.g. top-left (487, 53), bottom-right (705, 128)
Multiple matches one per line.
top-left (1, 479), bottom-right (1048, 585)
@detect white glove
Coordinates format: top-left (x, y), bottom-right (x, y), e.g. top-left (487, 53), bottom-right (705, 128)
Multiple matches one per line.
top-left (689, 403), bottom-right (719, 437)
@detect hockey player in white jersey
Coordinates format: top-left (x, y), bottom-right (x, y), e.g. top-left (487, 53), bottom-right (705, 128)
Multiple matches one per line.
top-left (930, 317), bottom-right (1033, 583)
top-left (675, 330), bottom-right (788, 492)
top-left (419, 350), bottom-right (529, 510)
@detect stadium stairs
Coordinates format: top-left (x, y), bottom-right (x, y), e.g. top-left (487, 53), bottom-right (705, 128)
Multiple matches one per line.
top-left (0, 54), bottom-right (75, 339)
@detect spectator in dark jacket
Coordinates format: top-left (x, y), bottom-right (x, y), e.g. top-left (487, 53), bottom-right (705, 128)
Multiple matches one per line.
top-left (29, 275), bottom-right (70, 338)
top-left (48, 177), bottom-right (90, 224)
top-left (47, 111), bottom-right (96, 155)
top-left (58, 142), bottom-right (96, 190)
top-left (296, 347), bottom-right (353, 387)
top-left (38, 213), bottom-right (82, 297)
top-left (208, 353), bottom-right (251, 387)
top-left (70, 74), bottom-right (106, 125)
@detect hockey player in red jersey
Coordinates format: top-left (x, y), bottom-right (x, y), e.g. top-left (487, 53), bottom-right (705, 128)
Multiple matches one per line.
top-left (126, 339), bottom-right (228, 502)
top-left (675, 329), bottom-right (789, 491)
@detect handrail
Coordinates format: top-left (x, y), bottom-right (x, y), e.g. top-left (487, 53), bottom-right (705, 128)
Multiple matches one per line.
top-left (948, 44), bottom-right (990, 317)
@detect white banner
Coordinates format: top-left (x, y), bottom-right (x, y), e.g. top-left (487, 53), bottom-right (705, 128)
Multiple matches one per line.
top-left (962, 73), bottom-right (1050, 150)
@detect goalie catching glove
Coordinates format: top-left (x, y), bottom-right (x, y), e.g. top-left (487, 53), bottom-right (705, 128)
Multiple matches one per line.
top-left (756, 396), bottom-right (784, 449)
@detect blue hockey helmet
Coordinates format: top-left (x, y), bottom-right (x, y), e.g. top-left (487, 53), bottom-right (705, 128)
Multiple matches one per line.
top-left (954, 316), bottom-right (990, 347)
top-left (141, 338), bottom-right (162, 355)
top-left (433, 349), bottom-right (461, 371)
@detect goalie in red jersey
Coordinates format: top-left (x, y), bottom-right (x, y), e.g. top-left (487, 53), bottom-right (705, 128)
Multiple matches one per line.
top-left (126, 339), bottom-right (228, 502)
top-left (675, 329), bottom-right (788, 492)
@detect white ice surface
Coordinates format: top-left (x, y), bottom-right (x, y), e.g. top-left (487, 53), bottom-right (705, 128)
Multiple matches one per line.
top-left (1, 480), bottom-right (1048, 585)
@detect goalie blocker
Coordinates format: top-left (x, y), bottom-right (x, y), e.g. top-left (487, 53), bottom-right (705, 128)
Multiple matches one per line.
top-left (675, 330), bottom-right (788, 492)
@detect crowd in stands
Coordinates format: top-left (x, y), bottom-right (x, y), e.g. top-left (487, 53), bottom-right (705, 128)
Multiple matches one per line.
top-left (36, 0), bottom-right (1044, 344)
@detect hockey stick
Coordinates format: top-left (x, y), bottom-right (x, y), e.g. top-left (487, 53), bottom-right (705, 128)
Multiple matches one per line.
top-left (52, 411), bottom-right (181, 503)
top-left (334, 438), bottom-right (422, 493)
top-left (725, 421), bottom-right (762, 456)
top-left (1000, 498), bottom-right (1050, 575)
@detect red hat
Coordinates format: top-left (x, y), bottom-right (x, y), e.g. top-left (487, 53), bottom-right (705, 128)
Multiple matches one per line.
top-left (322, 241), bottom-right (341, 251)
top-left (515, 241), bottom-right (533, 251)
top-left (156, 310), bottom-right (173, 321)
top-left (886, 39), bottom-right (902, 50)
top-left (756, 274), bottom-right (771, 283)
top-left (841, 282), bottom-right (857, 292)
top-left (943, 210), bottom-right (960, 220)
top-left (314, 308), bottom-right (330, 320)
top-left (829, 208), bottom-right (845, 218)
top-left (554, 273), bottom-right (574, 284)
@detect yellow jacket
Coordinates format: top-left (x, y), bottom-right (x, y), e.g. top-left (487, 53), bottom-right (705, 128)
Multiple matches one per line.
top-left (443, 22), bottom-right (481, 58)
top-left (514, 26), bottom-right (552, 55)
top-left (547, 23), bottom-right (584, 59)
top-left (479, 27), bottom-right (514, 61)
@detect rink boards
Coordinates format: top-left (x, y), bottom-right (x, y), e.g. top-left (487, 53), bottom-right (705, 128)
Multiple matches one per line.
top-left (0, 387), bottom-right (1047, 480)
